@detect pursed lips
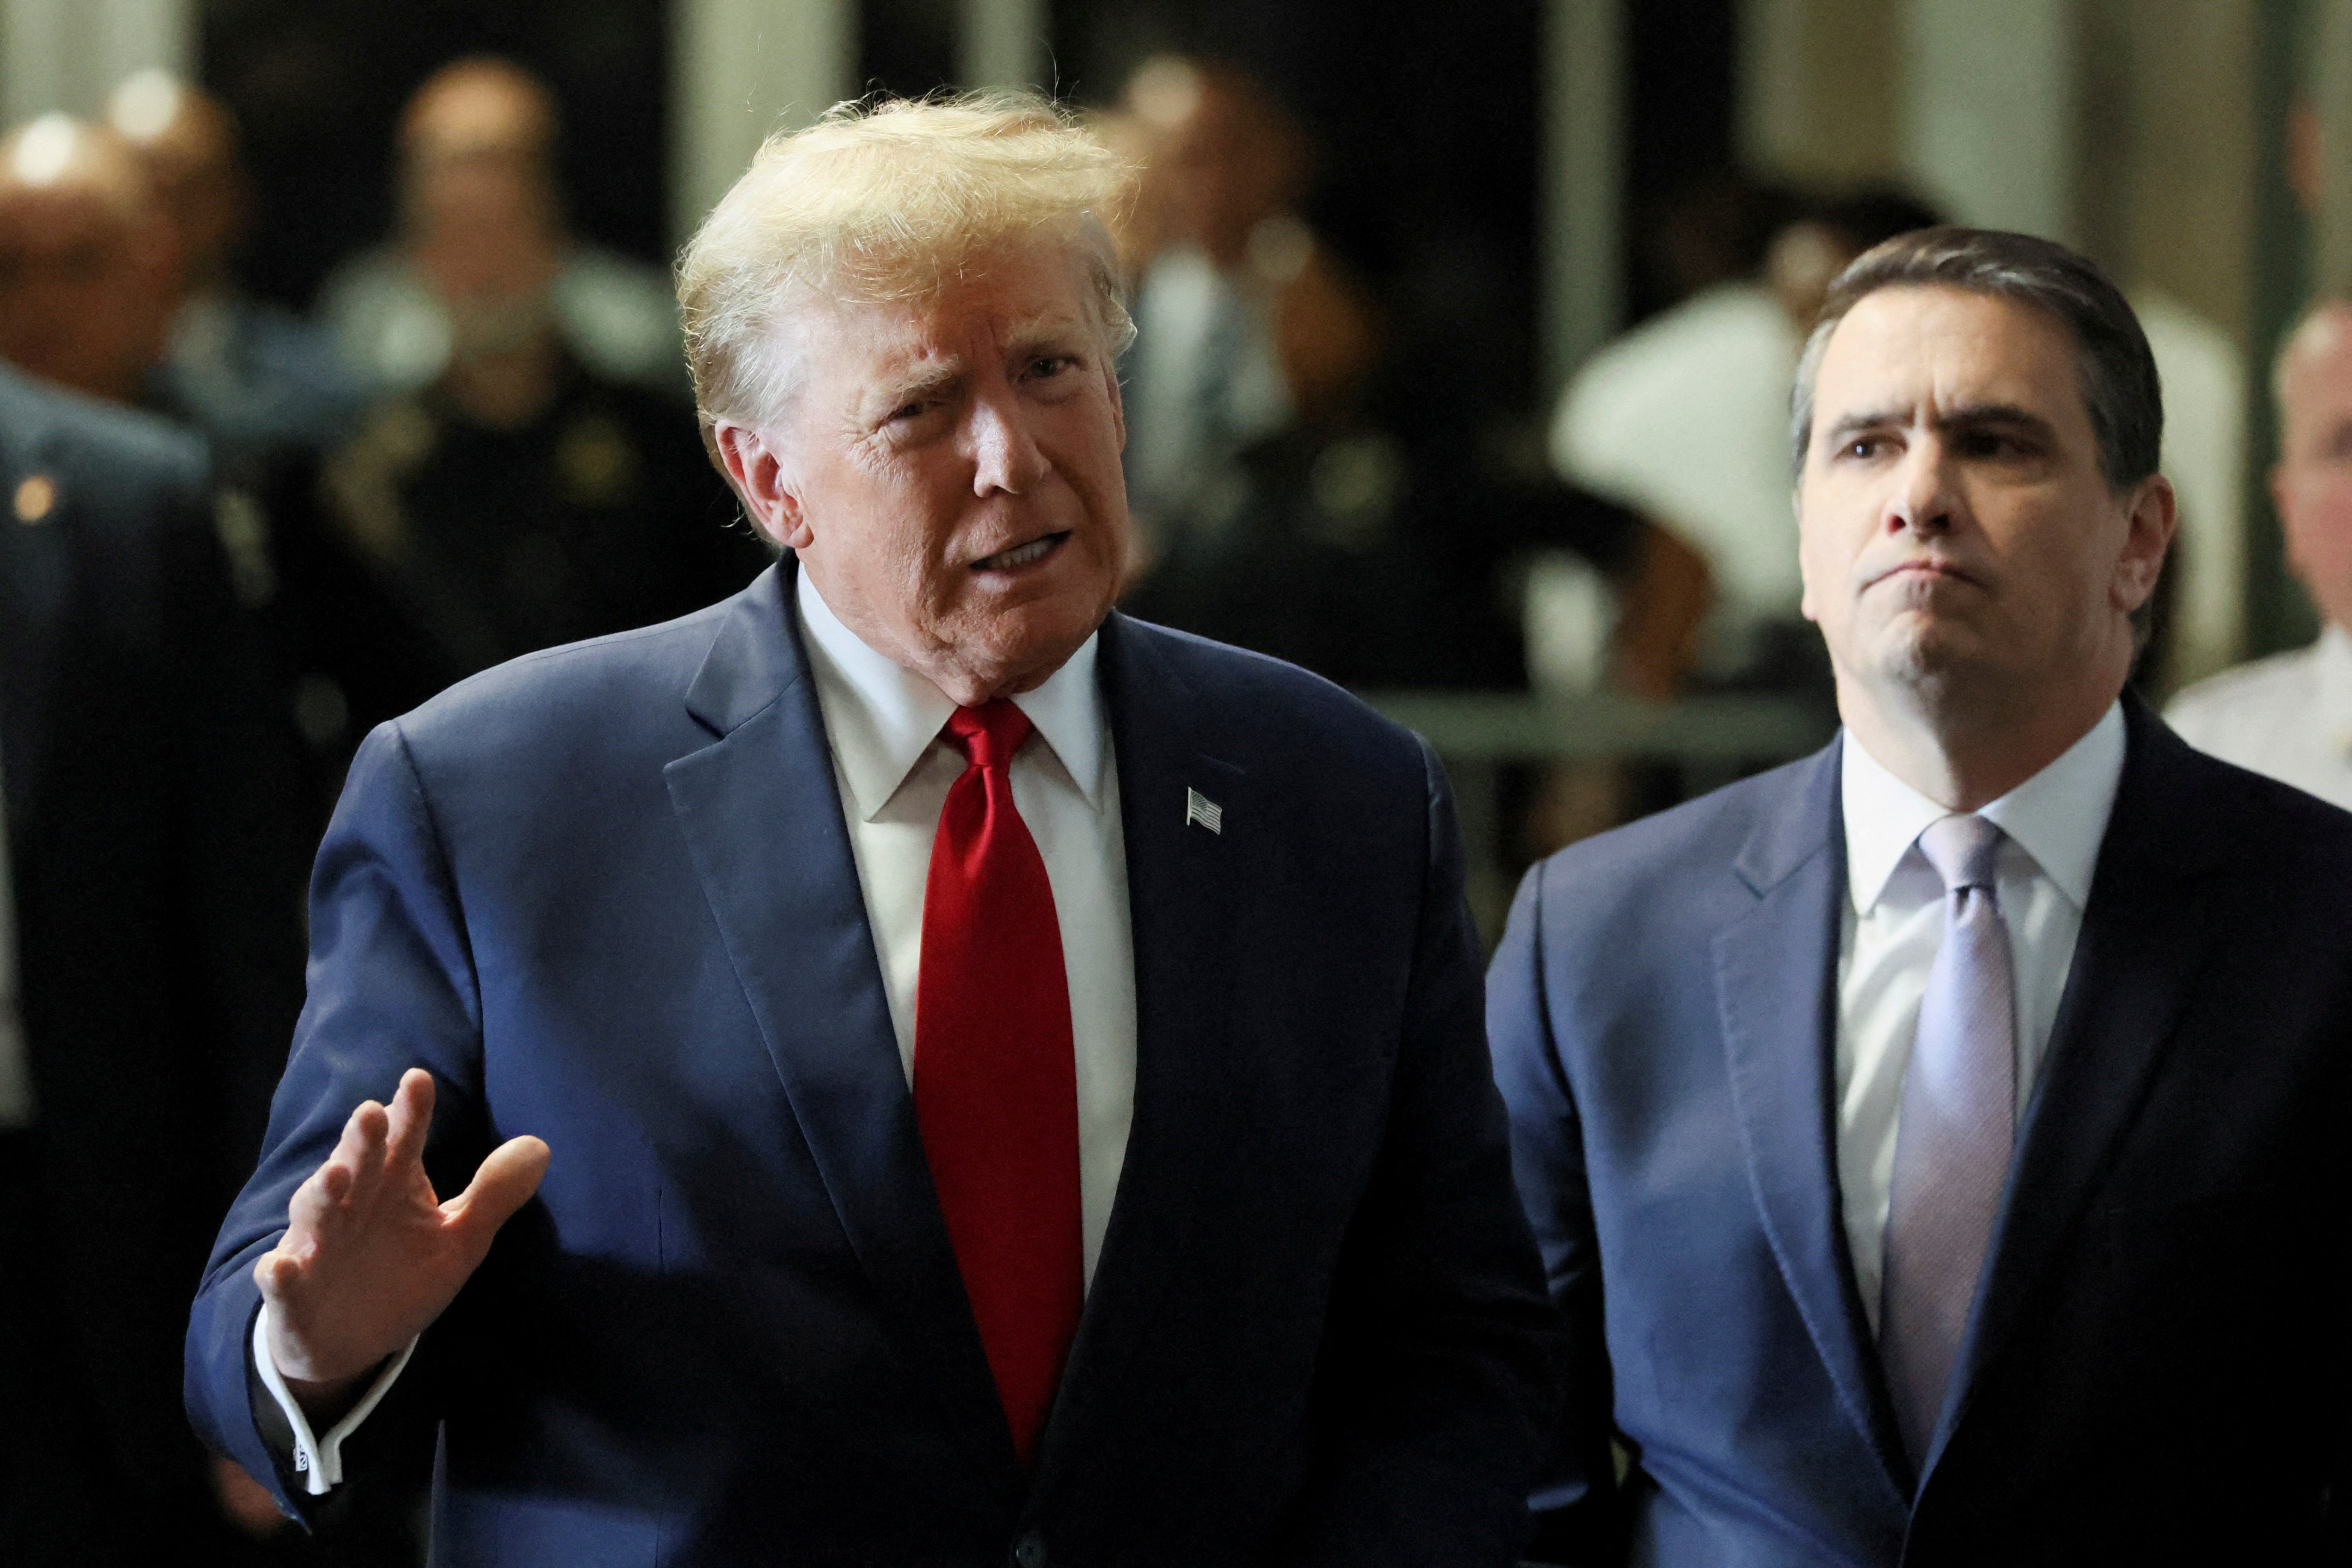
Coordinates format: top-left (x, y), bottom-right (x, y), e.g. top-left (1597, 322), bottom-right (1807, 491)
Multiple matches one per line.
top-left (1866, 556), bottom-right (1982, 591)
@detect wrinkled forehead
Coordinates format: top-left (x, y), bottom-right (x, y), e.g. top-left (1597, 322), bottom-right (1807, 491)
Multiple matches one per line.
top-left (1817, 284), bottom-right (2089, 420)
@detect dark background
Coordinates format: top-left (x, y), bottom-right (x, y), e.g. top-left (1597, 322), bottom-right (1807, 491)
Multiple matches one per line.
top-left (200, 0), bottom-right (1742, 423)
top-left (200, 0), bottom-right (675, 309)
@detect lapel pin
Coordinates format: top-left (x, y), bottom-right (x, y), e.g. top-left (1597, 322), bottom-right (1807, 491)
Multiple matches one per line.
top-left (1185, 787), bottom-right (1223, 835)
top-left (14, 472), bottom-right (55, 524)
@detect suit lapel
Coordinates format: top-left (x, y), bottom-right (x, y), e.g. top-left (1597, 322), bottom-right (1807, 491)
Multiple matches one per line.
top-left (1712, 739), bottom-right (1913, 1500)
top-left (662, 567), bottom-right (1023, 1496)
top-left (1033, 614), bottom-right (1249, 1476)
top-left (1932, 700), bottom-right (2225, 1471)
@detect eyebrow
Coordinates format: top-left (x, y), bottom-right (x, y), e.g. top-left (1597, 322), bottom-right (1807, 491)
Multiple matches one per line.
top-left (1823, 402), bottom-right (2060, 449)
top-left (875, 360), bottom-right (965, 406)
top-left (867, 315), bottom-right (1093, 406)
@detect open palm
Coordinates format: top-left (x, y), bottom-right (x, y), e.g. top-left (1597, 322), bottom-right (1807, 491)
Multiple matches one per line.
top-left (255, 1068), bottom-right (550, 1411)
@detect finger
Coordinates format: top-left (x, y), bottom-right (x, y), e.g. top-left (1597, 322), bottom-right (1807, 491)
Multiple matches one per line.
top-left (283, 1096), bottom-right (388, 1246)
top-left (253, 1246), bottom-right (301, 1305)
top-left (323, 1097), bottom-right (382, 1172)
top-left (340, 1098), bottom-right (397, 1203)
top-left (381, 1068), bottom-right (437, 1173)
top-left (443, 1135), bottom-right (552, 1240)
top-left (319, 1098), bottom-right (390, 1194)
top-left (283, 1155), bottom-right (353, 1249)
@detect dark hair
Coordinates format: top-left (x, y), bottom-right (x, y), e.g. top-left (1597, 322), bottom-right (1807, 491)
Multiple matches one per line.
top-left (1788, 226), bottom-right (2162, 491)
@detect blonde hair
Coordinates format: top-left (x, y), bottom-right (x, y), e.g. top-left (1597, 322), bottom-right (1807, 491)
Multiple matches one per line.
top-left (677, 92), bottom-right (1138, 437)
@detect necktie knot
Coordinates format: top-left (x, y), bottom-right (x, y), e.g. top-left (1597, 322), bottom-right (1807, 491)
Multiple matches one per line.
top-left (1918, 813), bottom-right (2003, 895)
top-left (946, 700), bottom-right (1033, 773)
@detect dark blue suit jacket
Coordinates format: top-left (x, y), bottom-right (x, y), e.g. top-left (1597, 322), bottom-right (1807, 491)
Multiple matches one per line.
top-left (1490, 699), bottom-right (2352, 1567)
top-left (0, 366), bottom-right (307, 1562)
top-left (187, 563), bottom-right (1557, 1566)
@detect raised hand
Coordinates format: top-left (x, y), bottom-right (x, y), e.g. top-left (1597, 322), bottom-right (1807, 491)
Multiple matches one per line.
top-left (255, 1068), bottom-right (550, 1416)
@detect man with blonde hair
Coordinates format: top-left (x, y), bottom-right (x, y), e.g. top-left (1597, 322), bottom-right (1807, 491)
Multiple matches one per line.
top-left (187, 95), bottom-right (1557, 1565)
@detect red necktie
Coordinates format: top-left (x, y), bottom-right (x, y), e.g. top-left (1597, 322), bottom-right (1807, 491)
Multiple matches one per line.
top-left (913, 700), bottom-right (1083, 1467)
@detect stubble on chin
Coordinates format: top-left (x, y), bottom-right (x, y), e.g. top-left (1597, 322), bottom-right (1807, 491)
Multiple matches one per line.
top-left (1849, 605), bottom-right (1983, 707)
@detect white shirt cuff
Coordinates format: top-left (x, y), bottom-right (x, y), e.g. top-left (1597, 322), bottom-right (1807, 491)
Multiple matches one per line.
top-left (251, 1302), bottom-right (417, 1496)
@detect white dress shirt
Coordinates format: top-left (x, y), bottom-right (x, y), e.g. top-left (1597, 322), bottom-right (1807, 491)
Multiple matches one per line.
top-left (794, 567), bottom-right (1137, 1283)
top-left (2165, 624), bottom-right (2352, 812)
top-left (263, 570), bottom-right (1140, 1491)
top-left (1835, 704), bottom-right (2125, 1329)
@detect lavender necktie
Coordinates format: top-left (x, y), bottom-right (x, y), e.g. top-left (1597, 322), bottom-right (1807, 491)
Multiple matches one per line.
top-left (1879, 812), bottom-right (2017, 1470)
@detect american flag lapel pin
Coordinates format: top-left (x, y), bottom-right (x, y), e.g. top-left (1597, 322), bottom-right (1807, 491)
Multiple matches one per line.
top-left (1185, 787), bottom-right (1223, 835)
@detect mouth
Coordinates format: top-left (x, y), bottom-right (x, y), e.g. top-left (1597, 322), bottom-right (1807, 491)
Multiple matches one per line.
top-left (1868, 558), bottom-right (1981, 591)
top-left (969, 532), bottom-right (1070, 573)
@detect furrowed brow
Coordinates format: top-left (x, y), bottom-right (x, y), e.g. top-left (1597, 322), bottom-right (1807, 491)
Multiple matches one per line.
top-left (1007, 315), bottom-right (1089, 356)
top-left (875, 358), bottom-right (966, 407)
top-left (1933, 403), bottom-right (2058, 443)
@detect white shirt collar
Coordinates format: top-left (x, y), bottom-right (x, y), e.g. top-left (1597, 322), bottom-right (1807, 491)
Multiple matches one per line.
top-left (1841, 700), bottom-right (2126, 915)
top-left (794, 566), bottom-right (1109, 821)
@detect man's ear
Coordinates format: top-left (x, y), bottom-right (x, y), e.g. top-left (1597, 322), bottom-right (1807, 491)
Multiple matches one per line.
top-left (712, 421), bottom-right (812, 550)
top-left (2113, 471), bottom-right (2178, 613)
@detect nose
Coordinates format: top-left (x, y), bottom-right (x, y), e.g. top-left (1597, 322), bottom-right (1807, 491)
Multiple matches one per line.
top-left (1882, 433), bottom-right (1961, 537)
top-left (965, 389), bottom-right (1049, 498)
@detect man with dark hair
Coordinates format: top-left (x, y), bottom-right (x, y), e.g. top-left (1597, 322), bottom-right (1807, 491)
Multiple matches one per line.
top-left (1493, 227), bottom-right (2352, 1564)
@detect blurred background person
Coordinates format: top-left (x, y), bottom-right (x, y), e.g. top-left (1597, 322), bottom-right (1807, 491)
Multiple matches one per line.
top-left (257, 59), bottom-right (769, 794)
top-left (1112, 53), bottom-right (1686, 698)
top-left (273, 289), bottom-right (765, 800)
top-left (2167, 298), bottom-right (2352, 809)
top-left (0, 114), bottom-right (179, 408)
top-left (316, 56), bottom-right (683, 401)
top-left (2132, 286), bottom-right (2247, 691)
top-left (1114, 54), bottom-right (1382, 548)
top-left (109, 69), bottom-right (362, 477)
top-left (0, 362), bottom-right (308, 1562)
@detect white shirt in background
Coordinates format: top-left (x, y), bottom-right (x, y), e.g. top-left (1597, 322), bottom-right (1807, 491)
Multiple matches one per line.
top-left (2135, 291), bottom-right (2249, 688)
top-left (1834, 704), bottom-right (2126, 1329)
top-left (2165, 624), bottom-right (2352, 812)
top-left (1548, 282), bottom-right (1804, 678)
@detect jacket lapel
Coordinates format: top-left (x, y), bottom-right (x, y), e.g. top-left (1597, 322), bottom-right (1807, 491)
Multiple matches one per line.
top-left (1931, 699), bottom-right (2225, 1472)
top-left (1712, 738), bottom-right (1913, 1501)
top-left (662, 566), bottom-right (1023, 1496)
top-left (1031, 613), bottom-right (1249, 1477)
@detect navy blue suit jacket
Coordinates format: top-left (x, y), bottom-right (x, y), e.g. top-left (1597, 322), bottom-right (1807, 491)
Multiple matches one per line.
top-left (187, 563), bottom-right (1557, 1566)
top-left (1490, 699), bottom-right (2352, 1566)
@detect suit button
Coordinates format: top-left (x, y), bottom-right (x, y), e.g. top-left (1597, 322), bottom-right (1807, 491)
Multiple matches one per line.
top-left (1010, 1530), bottom-right (1046, 1568)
